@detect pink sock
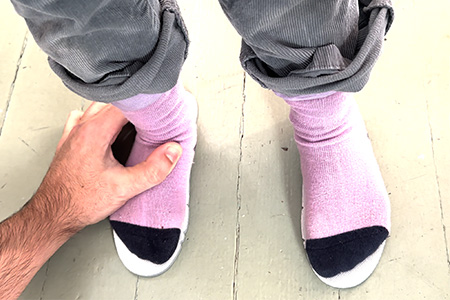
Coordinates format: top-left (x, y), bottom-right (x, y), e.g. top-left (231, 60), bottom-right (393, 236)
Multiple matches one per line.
top-left (284, 92), bottom-right (390, 288)
top-left (109, 82), bottom-right (197, 276)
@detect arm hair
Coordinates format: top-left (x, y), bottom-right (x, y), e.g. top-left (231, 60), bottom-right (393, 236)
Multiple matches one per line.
top-left (0, 182), bottom-right (80, 299)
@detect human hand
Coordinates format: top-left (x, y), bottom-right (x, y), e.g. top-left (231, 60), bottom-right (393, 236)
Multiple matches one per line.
top-left (32, 102), bottom-right (182, 232)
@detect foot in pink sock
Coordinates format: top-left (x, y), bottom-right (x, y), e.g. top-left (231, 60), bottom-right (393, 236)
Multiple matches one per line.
top-left (282, 91), bottom-right (390, 288)
top-left (109, 82), bottom-right (197, 276)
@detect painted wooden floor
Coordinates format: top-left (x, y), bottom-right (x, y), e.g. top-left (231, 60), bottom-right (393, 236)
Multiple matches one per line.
top-left (1, 0), bottom-right (449, 299)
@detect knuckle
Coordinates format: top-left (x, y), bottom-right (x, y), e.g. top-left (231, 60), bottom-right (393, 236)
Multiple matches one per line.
top-left (113, 184), bottom-right (129, 200)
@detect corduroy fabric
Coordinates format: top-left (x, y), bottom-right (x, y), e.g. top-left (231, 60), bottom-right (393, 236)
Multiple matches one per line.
top-left (220, 0), bottom-right (394, 96)
top-left (11, 0), bottom-right (189, 102)
top-left (12, 0), bottom-right (393, 101)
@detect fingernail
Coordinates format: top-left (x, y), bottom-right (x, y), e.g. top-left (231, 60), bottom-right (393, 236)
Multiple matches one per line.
top-left (165, 146), bottom-right (181, 163)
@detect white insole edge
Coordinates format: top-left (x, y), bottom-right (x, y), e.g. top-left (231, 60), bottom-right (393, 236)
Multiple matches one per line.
top-left (112, 186), bottom-right (190, 277)
top-left (301, 185), bottom-right (386, 288)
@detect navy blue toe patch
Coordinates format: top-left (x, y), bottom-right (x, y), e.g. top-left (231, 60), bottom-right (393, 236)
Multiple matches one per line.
top-left (110, 220), bottom-right (181, 265)
top-left (305, 226), bottom-right (388, 278)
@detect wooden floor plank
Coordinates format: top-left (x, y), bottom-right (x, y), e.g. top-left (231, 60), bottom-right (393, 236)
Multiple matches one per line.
top-left (236, 79), bottom-right (340, 299)
top-left (0, 0), bottom-right (449, 299)
top-left (0, 2), bottom-right (27, 132)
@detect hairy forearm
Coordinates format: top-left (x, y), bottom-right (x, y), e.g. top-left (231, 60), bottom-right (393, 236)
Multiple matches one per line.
top-left (0, 103), bottom-right (178, 299)
top-left (0, 185), bottom-right (81, 300)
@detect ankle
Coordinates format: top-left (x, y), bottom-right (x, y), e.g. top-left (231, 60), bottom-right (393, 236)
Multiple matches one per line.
top-left (287, 93), bottom-right (364, 145)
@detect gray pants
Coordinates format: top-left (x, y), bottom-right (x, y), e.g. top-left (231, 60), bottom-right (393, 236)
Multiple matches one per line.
top-left (11, 0), bottom-right (393, 102)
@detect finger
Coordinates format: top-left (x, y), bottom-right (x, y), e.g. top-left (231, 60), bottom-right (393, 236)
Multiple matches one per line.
top-left (56, 110), bottom-right (84, 151)
top-left (80, 101), bottom-right (108, 122)
top-left (117, 142), bottom-right (183, 199)
top-left (89, 105), bottom-right (129, 143)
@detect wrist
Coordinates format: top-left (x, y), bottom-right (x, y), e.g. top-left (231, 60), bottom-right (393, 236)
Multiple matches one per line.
top-left (29, 183), bottom-right (84, 239)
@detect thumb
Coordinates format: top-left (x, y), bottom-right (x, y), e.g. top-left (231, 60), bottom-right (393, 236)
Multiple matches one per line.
top-left (118, 142), bottom-right (183, 199)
